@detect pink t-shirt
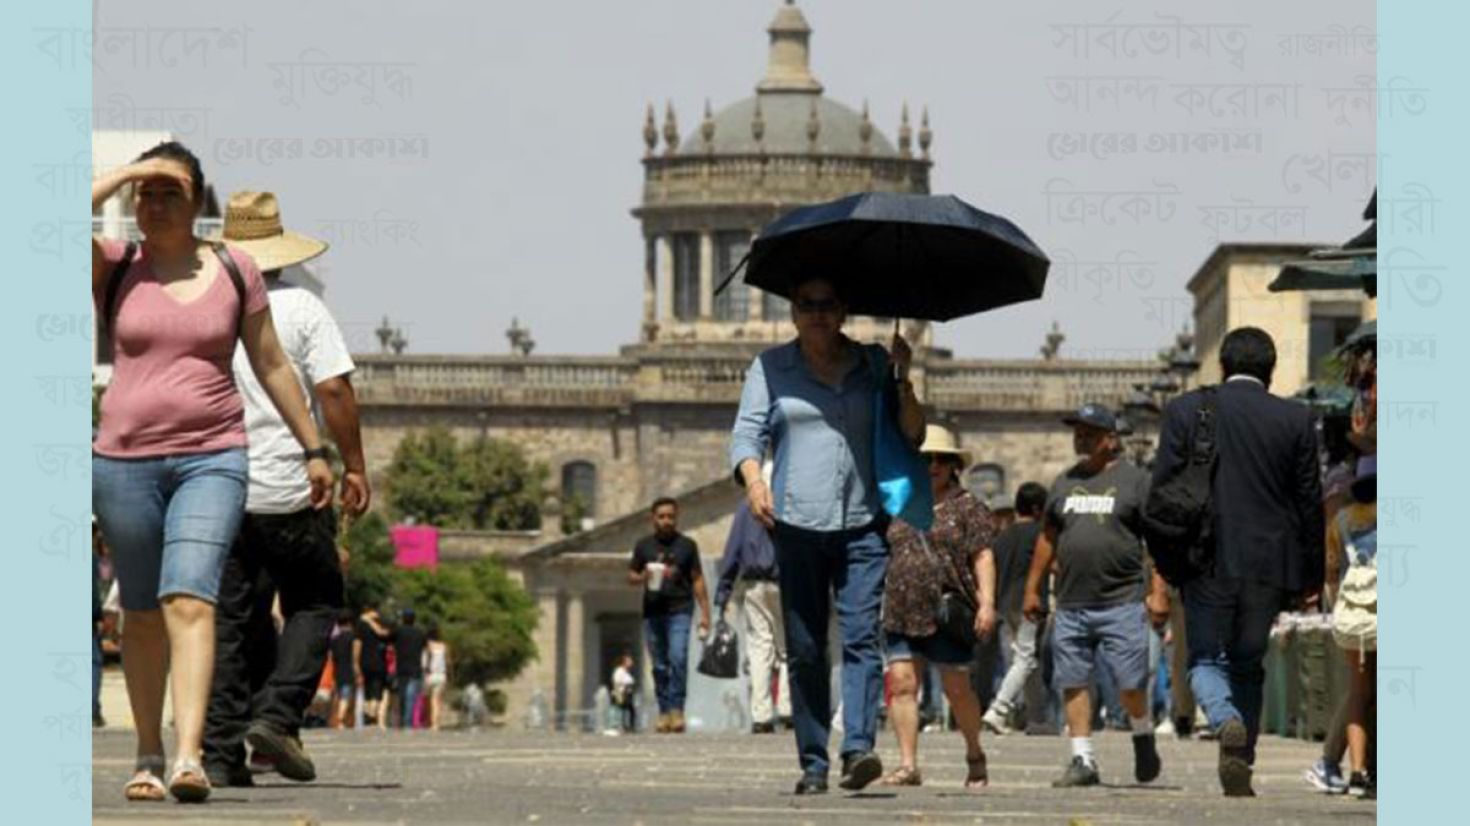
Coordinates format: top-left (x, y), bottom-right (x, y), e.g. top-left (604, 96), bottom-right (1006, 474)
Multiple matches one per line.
top-left (93, 237), bottom-right (270, 458)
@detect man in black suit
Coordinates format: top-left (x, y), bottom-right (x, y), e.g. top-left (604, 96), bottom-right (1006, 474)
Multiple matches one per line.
top-left (1151, 327), bottom-right (1324, 797)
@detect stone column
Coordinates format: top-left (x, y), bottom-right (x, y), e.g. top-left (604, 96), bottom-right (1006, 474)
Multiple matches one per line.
top-left (698, 230), bottom-right (714, 320)
top-left (655, 235), bottom-right (674, 323)
top-left (524, 589), bottom-right (560, 726)
top-left (642, 238), bottom-right (656, 330)
top-left (564, 592), bottom-right (587, 727)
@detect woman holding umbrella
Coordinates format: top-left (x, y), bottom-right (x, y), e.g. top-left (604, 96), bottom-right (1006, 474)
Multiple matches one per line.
top-left (729, 273), bottom-right (924, 795)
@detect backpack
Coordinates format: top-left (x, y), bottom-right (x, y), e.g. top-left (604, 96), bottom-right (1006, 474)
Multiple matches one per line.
top-left (101, 240), bottom-right (249, 345)
top-left (1142, 387), bottom-right (1218, 586)
top-left (1331, 508), bottom-right (1377, 657)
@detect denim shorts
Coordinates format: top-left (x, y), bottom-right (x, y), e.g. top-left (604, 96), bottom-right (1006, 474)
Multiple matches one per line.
top-left (1052, 601), bottom-right (1150, 691)
top-left (884, 629), bottom-right (973, 669)
top-left (93, 448), bottom-right (248, 611)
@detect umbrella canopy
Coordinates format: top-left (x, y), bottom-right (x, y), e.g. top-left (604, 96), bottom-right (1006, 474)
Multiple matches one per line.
top-left (1292, 383), bottom-right (1356, 416)
top-left (1269, 256), bottom-right (1376, 297)
top-left (726, 192), bottom-right (1050, 321)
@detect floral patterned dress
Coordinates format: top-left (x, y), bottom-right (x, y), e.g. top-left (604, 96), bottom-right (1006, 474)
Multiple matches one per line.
top-left (883, 489), bottom-right (996, 639)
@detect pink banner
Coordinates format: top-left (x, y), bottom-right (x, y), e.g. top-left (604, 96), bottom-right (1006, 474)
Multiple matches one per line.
top-left (390, 524), bottom-right (439, 569)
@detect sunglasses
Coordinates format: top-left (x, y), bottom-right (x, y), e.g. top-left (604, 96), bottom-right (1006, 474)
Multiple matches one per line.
top-left (794, 298), bottom-right (842, 315)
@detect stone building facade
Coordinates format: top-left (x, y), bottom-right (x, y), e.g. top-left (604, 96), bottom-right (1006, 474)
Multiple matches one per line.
top-left (353, 3), bottom-right (1163, 727)
top-left (1187, 243), bottom-right (1376, 397)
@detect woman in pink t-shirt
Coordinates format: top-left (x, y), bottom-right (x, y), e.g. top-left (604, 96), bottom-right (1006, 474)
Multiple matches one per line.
top-left (91, 141), bottom-right (334, 804)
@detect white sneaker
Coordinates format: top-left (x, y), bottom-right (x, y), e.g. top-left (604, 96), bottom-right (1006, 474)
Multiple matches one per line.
top-left (981, 708), bottom-right (1012, 735)
top-left (1154, 719), bottom-right (1176, 736)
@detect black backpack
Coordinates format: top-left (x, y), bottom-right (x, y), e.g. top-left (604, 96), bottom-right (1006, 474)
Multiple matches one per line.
top-left (101, 240), bottom-right (248, 345)
top-left (1142, 386), bottom-right (1218, 586)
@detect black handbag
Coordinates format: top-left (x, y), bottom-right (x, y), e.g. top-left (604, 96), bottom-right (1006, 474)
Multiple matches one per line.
top-left (696, 620), bottom-right (740, 679)
top-left (917, 534), bottom-right (978, 647)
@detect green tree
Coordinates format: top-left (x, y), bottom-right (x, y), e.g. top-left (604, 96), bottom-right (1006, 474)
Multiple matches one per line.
top-left (393, 558), bottom-right (538, 685)
top-left (561, 493), bottom-right (590, 535)
top-left (342, 514), bottom-right (539, 687)
top-left (342, 511), bottom-right (398, 611)
top-left (385, 427), bottom-right (547, 530)
top-left (458, 436), bottom-right (547, 531)
top-left (385, 427), bottom-right (472, 526)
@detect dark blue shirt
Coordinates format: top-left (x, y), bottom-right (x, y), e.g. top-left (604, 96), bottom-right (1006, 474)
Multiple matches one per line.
top-left (714, 500), bottom-right (779, 608)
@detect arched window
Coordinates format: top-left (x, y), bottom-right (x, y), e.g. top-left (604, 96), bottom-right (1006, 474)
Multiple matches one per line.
top-left (965, 463), bottom-right (1006, 507)
top-left (561, 461), bottom-right (598, 531)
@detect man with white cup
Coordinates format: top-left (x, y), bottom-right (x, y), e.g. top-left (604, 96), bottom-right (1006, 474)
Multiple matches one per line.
top-left (628, 497), bottom-right (711, 733)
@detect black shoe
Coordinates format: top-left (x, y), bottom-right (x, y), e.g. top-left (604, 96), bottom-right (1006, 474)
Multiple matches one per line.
top-left (1174, 716), bottom-right (1194, 738)
top-left (1052, 756), bottom-right (1101, 788)
top-left (204, 762), bottom-right (255, 788)
top-left (838, 751), bottom-right (883, 791)
top-left (751, 721), bottom-right (776, 734)
top-left (1216, 718), bottom-right (1254, 797)
top-left (92, 712), bottom-right (106, 729)
top-left (246, 722), bottom-right (316, 782)
top-left (794, 774), bottom-right (828, 795)
top-left (1347, 771), bottom-right (1373, 799)
top-left (1133, 734), bottom-right (1162, 783)
top-left (778, 716), bottom-right (794, 731)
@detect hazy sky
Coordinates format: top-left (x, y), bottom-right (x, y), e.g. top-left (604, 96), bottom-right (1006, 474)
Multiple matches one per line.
top-left (93, 0), bottom-right (1376, 359)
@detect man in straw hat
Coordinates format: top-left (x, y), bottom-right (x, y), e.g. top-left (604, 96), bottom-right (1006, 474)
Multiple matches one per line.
top-left (203, 191), bottom-right (371, 787)
top-left (1023, 403), bottom-right (1169, 789)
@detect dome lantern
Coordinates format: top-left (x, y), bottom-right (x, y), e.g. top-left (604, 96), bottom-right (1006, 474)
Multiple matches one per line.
top-left (758, 0), bottom-right (823, 94)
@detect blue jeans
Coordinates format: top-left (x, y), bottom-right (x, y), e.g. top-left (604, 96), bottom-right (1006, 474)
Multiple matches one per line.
top-left (1182, 574), bottom-right (1286, 762)
top-left (92, 448), bottom-right (248, 610)
top-left (398, 676), bottom-right (425, 728)
top-left (644, 612), bottom-right (692, 714)
top-left (772, 520), bottom-right (888, 779)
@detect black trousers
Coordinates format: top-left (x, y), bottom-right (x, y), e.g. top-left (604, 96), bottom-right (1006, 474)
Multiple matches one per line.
top-left (203, 506), bottom-right (343, 770)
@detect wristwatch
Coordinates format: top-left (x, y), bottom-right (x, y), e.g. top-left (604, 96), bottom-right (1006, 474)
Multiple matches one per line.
top-left (303, 446), bottom-right (331, 462)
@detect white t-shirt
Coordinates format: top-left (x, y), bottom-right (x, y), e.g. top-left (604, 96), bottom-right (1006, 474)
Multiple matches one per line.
top-left (231, 282), bottom-right (355, 514)
top-left (612, 665), bottom-right (635, 701)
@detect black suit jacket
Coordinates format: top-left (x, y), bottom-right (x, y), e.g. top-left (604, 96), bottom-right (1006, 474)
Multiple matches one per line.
top-left (1152, 378), bottom-right (1324, 593)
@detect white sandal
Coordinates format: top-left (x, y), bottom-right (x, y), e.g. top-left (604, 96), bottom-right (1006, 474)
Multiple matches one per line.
top-left (167, 757), bottom-right (212, 803)
top-left (124, 755), bottom-right (167, 802)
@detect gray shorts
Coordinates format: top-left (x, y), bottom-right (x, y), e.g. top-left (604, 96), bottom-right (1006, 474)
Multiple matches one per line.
top-left (1051, 601), bottom-right (1149, 691)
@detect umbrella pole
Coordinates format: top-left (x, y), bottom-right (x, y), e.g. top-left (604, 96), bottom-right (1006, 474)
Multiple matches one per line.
top-left (892, 317), bottom-right (902, 381)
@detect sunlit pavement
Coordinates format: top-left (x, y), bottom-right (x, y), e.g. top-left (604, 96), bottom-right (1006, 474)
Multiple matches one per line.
top-left (92, 725), bottom-right (1376, 825)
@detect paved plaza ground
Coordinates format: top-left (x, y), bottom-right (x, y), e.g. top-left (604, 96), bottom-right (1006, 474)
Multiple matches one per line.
top-left (92, 724), bottom-right (1376, 825)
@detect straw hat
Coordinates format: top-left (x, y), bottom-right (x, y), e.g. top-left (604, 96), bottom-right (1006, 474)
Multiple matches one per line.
top-left (919, 424), bottom-right (972, 468)
top-left (216, 191), bottom-right (328, 272)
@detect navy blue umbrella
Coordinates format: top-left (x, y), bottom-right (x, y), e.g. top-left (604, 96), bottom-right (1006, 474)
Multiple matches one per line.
top-left (719, 192), bottom-right (1050, 321)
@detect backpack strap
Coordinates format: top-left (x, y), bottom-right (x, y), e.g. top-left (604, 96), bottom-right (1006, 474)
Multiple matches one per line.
top-left (103, 242), bottom-right (250, 342)
top-left (208, 241), bottom-right (249, 340)
top-left (101, 241), bottom-right (140, 339)
top-left (1189, 386), bottom-right (1218, 466)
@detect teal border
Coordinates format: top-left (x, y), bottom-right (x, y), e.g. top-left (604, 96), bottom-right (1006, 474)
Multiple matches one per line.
top-left (0, 0), bottom-right (1454, 820)
top-left (1380, 0), bottom-right (1457, 819)
top-left (4, 0), bottom-right (92, 819)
